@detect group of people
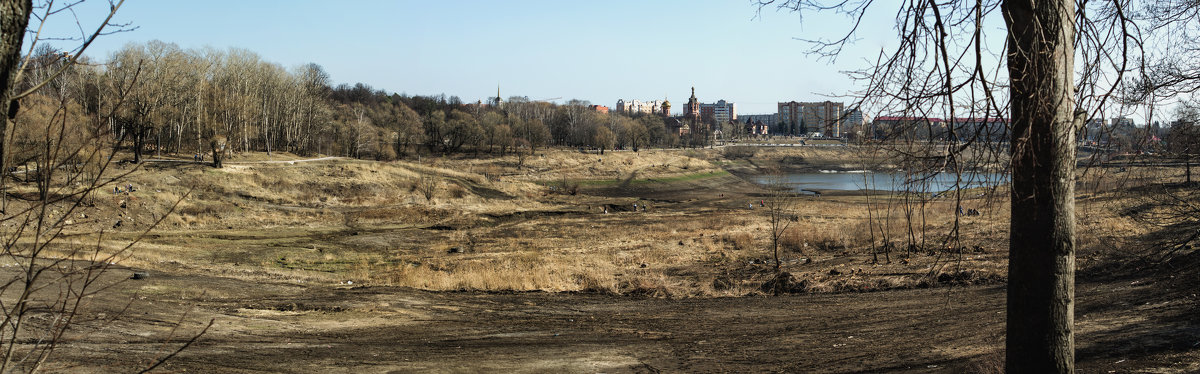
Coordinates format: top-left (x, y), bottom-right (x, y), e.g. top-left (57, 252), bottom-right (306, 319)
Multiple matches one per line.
top-left (114, 183), bottom-right (137, 194)
top-left (193, 153), bottom-right (205, 162)
top-left (957, 206), bottom-right (981, 216)
top-left (601, 203), bottom-right (649, 214)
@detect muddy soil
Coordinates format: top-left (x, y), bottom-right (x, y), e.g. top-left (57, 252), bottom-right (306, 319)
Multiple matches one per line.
top-left (35, 259), bottom-right (1199, 373)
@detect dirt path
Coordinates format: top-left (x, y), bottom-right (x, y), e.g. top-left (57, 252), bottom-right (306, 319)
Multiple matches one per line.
top-left (144, 156), bottom-right (349, 165)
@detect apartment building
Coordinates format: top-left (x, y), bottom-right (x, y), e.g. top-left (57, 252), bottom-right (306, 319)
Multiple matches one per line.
top-left (778, 101), bottom-right (845, 137)
top-left (615, 99), bottom-right (664, 115)
top-left (699, 99), bottom-right (737, 123)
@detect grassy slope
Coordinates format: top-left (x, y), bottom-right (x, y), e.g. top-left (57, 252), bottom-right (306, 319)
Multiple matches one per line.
top-left (19, 147), bottom-right (1183, 297)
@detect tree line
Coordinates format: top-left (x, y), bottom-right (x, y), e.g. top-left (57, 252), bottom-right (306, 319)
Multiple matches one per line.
top-left (15, 40), bottom-right (719, 167)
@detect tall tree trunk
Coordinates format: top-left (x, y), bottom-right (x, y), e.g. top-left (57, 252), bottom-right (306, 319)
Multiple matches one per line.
top-left (133, 125), bottom-right (145, 163)
top-left (1186, 158), bottom-right (1192, 184)
top-left (0, 0), bottom-right (32, 213)
top-left (0, 0), bottom-right (30, 122)
top-left (210, 136), bottom-right (226, 168)
top-left (1003, 1), bottom-right (1078, 372)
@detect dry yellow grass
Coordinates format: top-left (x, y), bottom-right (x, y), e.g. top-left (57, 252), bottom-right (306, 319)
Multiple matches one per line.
top-left (509, 148), bottom-right (723, 183)
top-left (10, 148), bottom-right (1184, 298)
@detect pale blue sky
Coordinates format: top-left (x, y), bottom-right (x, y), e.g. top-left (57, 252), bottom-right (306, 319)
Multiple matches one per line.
top-left (36, 1), bottom-right (904, 115)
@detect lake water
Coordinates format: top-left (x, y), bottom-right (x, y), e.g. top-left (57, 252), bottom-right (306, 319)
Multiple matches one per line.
top-left (750, 171), bottom-right (1008, 193)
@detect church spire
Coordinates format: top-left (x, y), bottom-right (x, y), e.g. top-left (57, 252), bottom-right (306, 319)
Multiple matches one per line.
top-left (685, 86), bottom-right (700, 120)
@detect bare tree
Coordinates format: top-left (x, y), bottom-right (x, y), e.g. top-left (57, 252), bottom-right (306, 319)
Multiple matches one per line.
top-left (416, 175), bottom-right (438, 204)
top-left (1167, 103), bottom-right (1200, 183)
top-left (209, 134), bottom-right (226, 168)
top-left (1002, 5), bottom-right (1084, 370)
top-left (479, 111), bottom-right (503, 154)
top-left (756, 0), bottom-right (1200, 371)
top-left (0, 2), bottom-right (32, 165)
top-left (1, 0), bottom-right (34, 214)
top-left (763, 172), bottom-right (799, 272)
top-left (393, 101), bottom-right (422, 159)
top-left (0, 2), bottom-right (209, 371)
top-left (513, 138), bottom-right (531, 168)
top-left (515, 117), bottom-right (549, 154)
top-left (591, 126), bottom-right (614, 155)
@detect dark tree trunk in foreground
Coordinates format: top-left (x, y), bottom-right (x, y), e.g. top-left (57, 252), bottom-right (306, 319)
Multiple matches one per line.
top-left (1003, 0), bottom-right (1078, 372)
top-left (1, 0), bottom-right (32, 170)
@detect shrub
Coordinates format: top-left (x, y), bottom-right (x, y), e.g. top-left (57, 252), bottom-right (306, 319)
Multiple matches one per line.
top-left (723, 146), bottom-right (757, 159)
top-left (448, 183), bottom-right (467, 198)
top-left (373, 142), bottom-right (398, 161)
top-left (415, 176), bottom-right (438, 202)
top-left (550, 177), bottom-right (579, 195)
top-left (782, 225), bottom-right (847, 252)
top-left (722, 232), bottom-right (755, 251)
top-left (177, 202), bottom-right (229, 217)
top-left (780, 227), bottom-right (808, 253)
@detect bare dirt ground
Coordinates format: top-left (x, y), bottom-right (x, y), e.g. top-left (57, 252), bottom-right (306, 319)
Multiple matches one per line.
top-left (5, 148), bottom-right (1199, 372)
top-left (30, 255), bottom-right (1200, 373)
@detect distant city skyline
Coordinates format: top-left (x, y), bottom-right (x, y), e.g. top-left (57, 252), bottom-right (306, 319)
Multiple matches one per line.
top-left (31, 1), bottom-right (901, 115)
